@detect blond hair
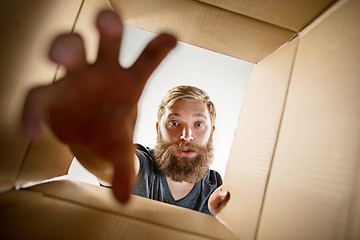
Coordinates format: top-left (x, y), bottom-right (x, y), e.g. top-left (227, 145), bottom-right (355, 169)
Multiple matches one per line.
top-left (157, 86), bottom-right (216, 124)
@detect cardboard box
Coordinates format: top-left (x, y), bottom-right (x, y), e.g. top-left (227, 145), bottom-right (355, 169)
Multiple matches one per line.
top-left (0, 0), bottom-right (359, 239)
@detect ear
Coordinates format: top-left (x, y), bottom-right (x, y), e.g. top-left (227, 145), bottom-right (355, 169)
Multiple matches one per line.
top-left (156, 122), bottom-right (159, 134)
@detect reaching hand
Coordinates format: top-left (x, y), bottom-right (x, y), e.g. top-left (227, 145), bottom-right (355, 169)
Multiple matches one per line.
top-left (208, 185), bottom-right (230, 216)
top-left (22, 10), bottom-right (177, 203)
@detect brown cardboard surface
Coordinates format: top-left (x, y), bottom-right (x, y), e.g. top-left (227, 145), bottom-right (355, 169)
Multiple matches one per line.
top-left (345, 157), bottom-right (360, 240)
top-left (257, 0), bottom-right (360, 239)
top-left (16, 0), bottom-right (113, 187)
top-left (14, 0), bottom-right (115, 187)
top-left (73, 0), bottom-right (112, 64)
top-left (16, 127), bottom-right (74, 186)
top-left (27, 180), bottom-right (236, 240)
top-left (196, 0), bottom-right (336, 32)
top-left (0, 190), bottom-right (222, 240)
top-left (52, 0), bottom-right (112, 81)
top-left (0, 0), bottom-right (83, 192)
top-left (216, 38), bottom-right (298, 240)
top-left (2, 0), bottom-right (359, 239)
top-left (0, 189), bottom-right (42, 211)
top-left (110, 0), bottom-right (296, 63)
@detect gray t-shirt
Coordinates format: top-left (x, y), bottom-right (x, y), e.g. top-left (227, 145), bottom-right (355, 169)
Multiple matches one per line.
top-left (133, 144), bottom-right (222, 215)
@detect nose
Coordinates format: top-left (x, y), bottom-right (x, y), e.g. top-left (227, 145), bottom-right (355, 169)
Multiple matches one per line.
top-left (180, 126), bottom-right (194, 142)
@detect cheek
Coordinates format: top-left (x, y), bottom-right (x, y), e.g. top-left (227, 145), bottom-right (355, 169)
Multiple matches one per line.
top-left (196, 129), bottom-right (212, 146)
top-left (159, 126), bottom-right (177, 142)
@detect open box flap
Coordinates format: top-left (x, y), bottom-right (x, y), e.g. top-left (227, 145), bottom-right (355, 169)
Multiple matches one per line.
top-left (110, 0), bottom-right (296, 63)
top-left (196, 0), bottom-right (336, 32)
top-left (0, 190), bottom-right (226, 240)
top-left (0, 180), bottom-right (237, 239)
top-left (25, 180), bottom-right (236, 239)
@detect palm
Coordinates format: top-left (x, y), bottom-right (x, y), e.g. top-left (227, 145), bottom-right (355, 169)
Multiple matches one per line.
top-left (49, 64), bottom-right (141, 156)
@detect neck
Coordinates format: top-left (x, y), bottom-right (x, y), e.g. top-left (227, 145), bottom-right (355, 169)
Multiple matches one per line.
top-left (166, 176), bottom-right (195, 201)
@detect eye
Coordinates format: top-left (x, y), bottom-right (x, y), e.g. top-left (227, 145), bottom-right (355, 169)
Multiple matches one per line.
top-left (195, 122), bottom-right (205, 128)
top-left (168, 121), bottom-right (179, 127)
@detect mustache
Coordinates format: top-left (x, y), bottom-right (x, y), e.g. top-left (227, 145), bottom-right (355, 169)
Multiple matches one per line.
top-left (168, 141), bottom-right (204, 151)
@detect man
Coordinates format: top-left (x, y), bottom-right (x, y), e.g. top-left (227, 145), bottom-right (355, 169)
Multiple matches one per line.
top-left (22, 10), bottom-right (229, 216)
top-left (131, 85), bottom-right (228, 215)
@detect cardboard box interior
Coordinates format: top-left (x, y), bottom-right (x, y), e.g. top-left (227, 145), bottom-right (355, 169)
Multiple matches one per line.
top-left (0, 0), bottom-right (359, 239)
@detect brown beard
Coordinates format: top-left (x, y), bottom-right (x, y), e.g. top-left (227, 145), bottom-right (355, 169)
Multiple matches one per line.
top-left (154, 133), bottom-right (213, 183)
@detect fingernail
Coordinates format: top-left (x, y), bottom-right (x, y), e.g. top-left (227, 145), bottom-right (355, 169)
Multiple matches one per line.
top-left (98, 11), bottom-right (122, 36)
top-left (113, 184), bottom-right (130, 203)
top-left (112, 169), bottom-right (132, 203)
top-left (220, 191), bottom-right (228, 199)
top-left (158, 33), bottom-right (177, 49)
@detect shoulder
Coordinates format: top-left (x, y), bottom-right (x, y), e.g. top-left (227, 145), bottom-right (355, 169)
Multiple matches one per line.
top-left (203, 169), bottom-right (222, 187)
top-left (135, 143), bottom-right (152, 154)
top-left (135, 143), bottom-right (154, 160)
top-left (134, 143), bottom-right (157, 172)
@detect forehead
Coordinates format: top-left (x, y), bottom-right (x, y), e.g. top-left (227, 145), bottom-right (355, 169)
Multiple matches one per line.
top-left (163, 99), bottom-right (210, 119)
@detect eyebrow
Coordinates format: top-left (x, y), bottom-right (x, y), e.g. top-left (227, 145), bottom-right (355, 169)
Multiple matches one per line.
top-left (167, 113), bottom-right (180, 118)
top-left (167, 113), bottom-right (208, 119)
top-left (195, 113), bottom-right (208, 119)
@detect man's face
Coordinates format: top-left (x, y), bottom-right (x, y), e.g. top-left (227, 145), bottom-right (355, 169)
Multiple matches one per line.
top-left (158, 98), bottom-right (213, 150)
top-left (154, 98), bottom-right (215, 183)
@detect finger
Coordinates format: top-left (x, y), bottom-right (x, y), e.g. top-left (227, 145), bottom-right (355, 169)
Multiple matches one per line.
top-left (208, 189), bottom-right (229, 216)
top-left (22, 86), bottom-right (55, 139)
top-left (111, 144), bottom-right (135, 203)
top-left (130, 33), bottom-right (177, 83)
top-left (96, 10), bottom-right (122, 64)
top-left (49, 33), bottom-right (87, 73)
top-left (112, 164), bottom-right (133, 203)
top-left (94, 135), bottom-right (135, 204)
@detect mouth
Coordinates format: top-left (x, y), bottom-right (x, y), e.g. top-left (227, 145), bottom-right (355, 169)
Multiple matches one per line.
top-left (177, 147), bottom-right (196, 157)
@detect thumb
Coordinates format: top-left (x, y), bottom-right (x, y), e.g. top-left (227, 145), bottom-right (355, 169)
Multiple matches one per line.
top-left (22, 85), bottom-right (55, 139)
top-left (208, 187), bottom-right (230, 216)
